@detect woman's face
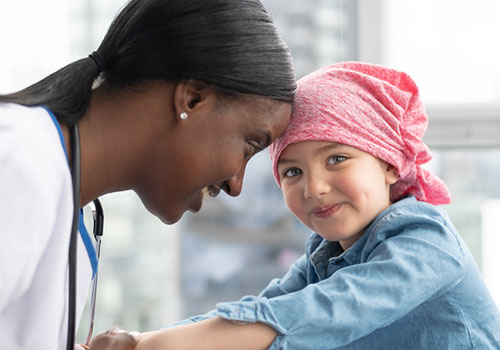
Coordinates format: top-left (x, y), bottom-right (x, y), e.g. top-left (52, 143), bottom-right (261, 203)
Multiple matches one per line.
top-left (137, 93), bottom-right (291, 224)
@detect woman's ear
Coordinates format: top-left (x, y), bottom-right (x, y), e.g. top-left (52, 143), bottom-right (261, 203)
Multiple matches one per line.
top-left (172, 80), bottom-right (216, 121)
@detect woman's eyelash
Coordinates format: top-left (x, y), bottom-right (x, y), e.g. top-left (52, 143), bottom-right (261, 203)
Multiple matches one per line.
top-left (253, 142), bottom-right (265, 152)
top-left (245, 141), bottom-right (263, 158)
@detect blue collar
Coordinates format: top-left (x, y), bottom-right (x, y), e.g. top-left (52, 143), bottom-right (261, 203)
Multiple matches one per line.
top-left (43, 106), bottom-right (98, 277)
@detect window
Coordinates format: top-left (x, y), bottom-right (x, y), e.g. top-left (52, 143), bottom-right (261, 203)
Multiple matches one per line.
top-left (356, 0), bottom-right (500, 306)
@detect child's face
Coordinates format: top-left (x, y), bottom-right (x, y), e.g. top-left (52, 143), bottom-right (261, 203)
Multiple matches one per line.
top-left (277, 141), bottom-right (398, 250)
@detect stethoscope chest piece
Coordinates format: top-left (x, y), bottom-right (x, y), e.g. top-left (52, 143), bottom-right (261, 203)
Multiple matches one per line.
top-left (85, 199), bottom-right (104, 346)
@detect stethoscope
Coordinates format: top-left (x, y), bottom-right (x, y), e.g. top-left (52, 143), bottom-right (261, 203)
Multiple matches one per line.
top-left (66, 124), bottom-right (104, 350)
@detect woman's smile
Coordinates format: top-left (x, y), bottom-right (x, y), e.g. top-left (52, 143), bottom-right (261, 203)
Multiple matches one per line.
top-left (191, 184), bottom-right (223, 213)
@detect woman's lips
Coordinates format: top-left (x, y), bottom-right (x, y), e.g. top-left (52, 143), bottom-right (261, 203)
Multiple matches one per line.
top-left (311, 203), bottom-right (342, 218)
top-left (190, 185), bottom-right (221, 213)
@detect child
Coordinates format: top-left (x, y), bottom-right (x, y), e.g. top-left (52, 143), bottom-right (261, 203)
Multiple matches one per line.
top-left (92, 62), bottom-right (500, 349)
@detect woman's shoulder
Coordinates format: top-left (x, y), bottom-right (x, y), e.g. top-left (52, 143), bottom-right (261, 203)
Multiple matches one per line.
top-left (0, 102), bottom-right (72, 201)
top-left (0, 103), bottom-right (67, 160)
top-left (1, 102), bottom-right (54, 137)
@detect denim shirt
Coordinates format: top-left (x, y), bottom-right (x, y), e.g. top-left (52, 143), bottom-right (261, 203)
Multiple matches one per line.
top-left (172, 197), bottom-right (500, 349)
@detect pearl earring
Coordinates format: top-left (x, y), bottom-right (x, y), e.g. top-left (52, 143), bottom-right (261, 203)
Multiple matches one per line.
top-left (179, 112), bottom-right (188, 120)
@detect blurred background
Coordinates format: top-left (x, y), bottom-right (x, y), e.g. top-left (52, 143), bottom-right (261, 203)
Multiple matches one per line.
top-left (1, 0), bottom-right (499, 341)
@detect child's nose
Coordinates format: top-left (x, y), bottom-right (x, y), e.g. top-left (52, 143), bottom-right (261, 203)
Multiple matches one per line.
top-left (304, 174), bottom-right (331, 199)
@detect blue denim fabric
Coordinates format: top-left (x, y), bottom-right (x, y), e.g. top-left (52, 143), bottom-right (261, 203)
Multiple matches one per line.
top-left (171, 197), bottom-right (500, 349)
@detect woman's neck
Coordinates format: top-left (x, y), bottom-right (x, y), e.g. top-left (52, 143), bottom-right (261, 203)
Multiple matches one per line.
top-left (62, 81), bottom-right (177, 207)
top-left (76, 88), bottom-right (146, 206)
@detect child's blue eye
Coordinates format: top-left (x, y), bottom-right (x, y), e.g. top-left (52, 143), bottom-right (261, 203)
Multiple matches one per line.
top-left (327, 155), bottom-right (346, 165)
top-left (284, 167), bottom-right (302, 178)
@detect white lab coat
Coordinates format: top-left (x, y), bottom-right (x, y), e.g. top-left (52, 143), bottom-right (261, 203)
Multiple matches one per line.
top-left (0, 103), bottom-right (94, 349)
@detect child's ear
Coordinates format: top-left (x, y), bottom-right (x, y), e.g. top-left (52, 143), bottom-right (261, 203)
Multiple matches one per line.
top-left (385, 163), bottom-right (398, 185)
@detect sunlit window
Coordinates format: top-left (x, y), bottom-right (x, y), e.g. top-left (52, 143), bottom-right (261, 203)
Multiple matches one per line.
top-left (384, 0), bottom-right (500, 105)
top-left (380, 0), bottom-right (500, 307)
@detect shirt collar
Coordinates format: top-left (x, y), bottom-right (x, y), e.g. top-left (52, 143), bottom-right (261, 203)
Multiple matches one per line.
top-left (310, 196), bottom-right (418, 266)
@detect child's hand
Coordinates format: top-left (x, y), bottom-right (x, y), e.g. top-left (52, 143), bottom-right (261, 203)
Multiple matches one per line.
top-left (76, 327), bottom-right (140, 350)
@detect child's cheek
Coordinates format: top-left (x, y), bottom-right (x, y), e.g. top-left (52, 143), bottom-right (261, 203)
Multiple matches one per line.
top-left (283, 189), bottom-right (304, 220)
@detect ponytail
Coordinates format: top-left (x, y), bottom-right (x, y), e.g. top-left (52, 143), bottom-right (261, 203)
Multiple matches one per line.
top-left (0, 55), bottom-right (103, 124)
top-left (0, 0), bottom-right (296, 124)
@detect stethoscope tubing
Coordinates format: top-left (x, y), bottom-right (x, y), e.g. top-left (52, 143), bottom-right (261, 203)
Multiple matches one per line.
top-left (65, 122), bottom-right (105, 349)
top-left (66, 124), bottom-right (104, 350)
top-left (67, 123), bottom-right (81, 350)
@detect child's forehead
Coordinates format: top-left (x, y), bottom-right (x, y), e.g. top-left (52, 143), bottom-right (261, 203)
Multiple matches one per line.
top-left (279, 140), bottom-right (356, 160)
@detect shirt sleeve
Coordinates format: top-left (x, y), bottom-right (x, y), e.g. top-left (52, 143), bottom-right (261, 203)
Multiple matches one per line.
top-left (258, 254), bottom-right (309, 299)
top-left (161, 253), bottom-right (310, 329)
top-left (213, 214), bottom-right (465, 349)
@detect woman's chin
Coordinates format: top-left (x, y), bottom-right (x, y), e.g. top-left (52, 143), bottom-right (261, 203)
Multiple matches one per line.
top-left (157, 197), bottom-right (203, 225)
top-left (144, 201), bottom-right (184, 225)
top-left (158, 214), bottom-right (182, 225)
top-left (139, 190), bottom-right (204, 225)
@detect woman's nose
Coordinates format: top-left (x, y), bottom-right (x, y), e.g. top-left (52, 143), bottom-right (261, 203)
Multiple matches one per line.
top-left (304, 173), bottom-right (331, 199)
top-left (223, 163), bottom-right (247, 197)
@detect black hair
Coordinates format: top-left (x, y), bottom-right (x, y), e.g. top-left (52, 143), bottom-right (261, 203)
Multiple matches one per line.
top-left (0, 0), bottom-right (296, 124)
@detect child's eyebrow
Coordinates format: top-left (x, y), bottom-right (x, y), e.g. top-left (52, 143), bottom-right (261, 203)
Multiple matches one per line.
top-left (317, 143), bottom-right (342, 154)
top-left (278, 143), bottom-right (342, 166)
top-left (277, 158), bottom-right (294, 166)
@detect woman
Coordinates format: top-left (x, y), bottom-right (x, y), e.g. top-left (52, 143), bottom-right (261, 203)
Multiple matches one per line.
top-left (0, 0), bottom-right (296, 349)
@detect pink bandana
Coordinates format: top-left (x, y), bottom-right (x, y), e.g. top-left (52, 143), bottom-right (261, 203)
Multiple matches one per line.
top-left (269, 62), bottom-right (451, 205)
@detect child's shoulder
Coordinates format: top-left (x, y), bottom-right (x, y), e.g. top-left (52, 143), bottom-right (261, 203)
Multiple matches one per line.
top-left (377, 196), bottom-right (452, 229)
top-left (364, 196), bottom-right (461, 253)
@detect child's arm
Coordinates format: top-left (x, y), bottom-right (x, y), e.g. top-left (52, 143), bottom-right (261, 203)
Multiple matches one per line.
top-left (136, 316), bottom-right (276, 350)
top-left (144, 252), bottom-right (310, 346)
top-left (155, 213), bottom-right (464, 349)
top-left (258, 253), bottom-right (309, 299)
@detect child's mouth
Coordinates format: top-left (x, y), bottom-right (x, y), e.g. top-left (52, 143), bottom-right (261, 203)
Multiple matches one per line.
top-left (312, 203), bottom-right (342, 218)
